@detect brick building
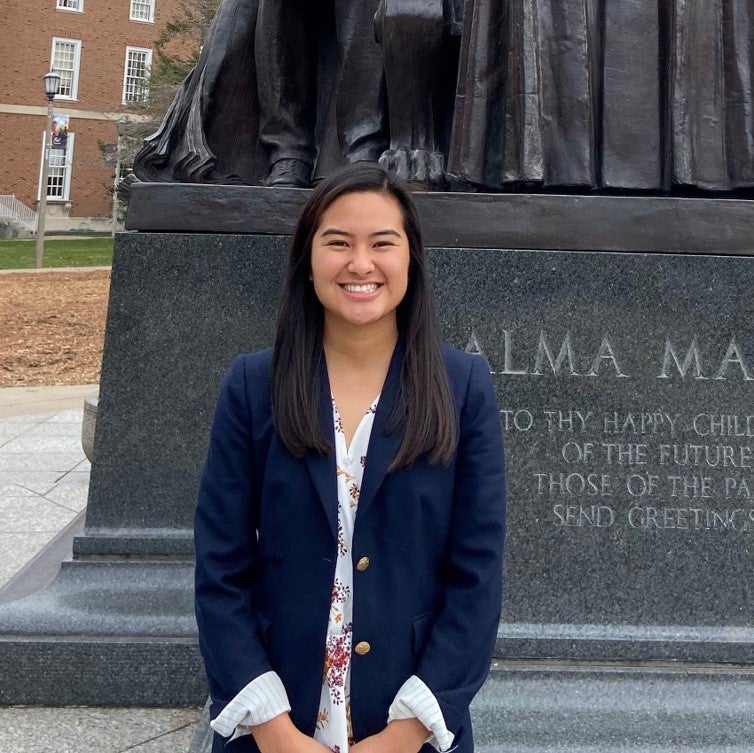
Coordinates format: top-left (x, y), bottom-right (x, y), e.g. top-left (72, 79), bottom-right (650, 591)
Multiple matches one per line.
top-left (0, 0), bottom-right (182, 233)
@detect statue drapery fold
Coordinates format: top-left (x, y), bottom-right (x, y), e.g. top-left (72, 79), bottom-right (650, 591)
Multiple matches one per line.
top-left (448, 0), bottom-right (754, 192)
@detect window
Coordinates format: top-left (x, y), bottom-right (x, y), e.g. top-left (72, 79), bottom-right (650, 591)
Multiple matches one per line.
top-left (130, 0), bottom-right (155, 22)
top-left (50, 38), bottom-right (82, 99)
top-left (38, 133), bottom-right (75, 202)
top-left (123, 47), bottom-right (152, 104)
top-left (56, 0), bottom-right (83, 11)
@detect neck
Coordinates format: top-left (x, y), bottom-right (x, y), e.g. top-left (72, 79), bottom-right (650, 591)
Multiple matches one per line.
top-left (323, 316), bottom-right (398, 366)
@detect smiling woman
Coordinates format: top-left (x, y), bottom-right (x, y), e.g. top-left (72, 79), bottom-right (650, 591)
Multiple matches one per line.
top-left (311, 191), bottom-right (409, 339)
top-left (194, 163), bottom-right (506, 753)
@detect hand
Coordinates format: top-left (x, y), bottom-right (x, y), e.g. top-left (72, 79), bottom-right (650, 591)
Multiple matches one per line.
top-left (251, 713), bottom-right (331, 753)
top-left (350, 719), bottom-right (429, 753)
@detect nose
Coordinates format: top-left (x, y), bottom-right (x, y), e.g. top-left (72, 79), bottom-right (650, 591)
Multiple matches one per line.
top-left (348, 245), bottom-right (375, 275)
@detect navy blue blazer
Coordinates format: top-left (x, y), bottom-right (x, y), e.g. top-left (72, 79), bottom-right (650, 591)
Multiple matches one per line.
top-left (195, 343), bottom-right (506, 753)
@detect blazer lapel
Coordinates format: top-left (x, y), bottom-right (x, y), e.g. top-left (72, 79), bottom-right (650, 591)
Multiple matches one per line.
top-left (358, 340), bottom-right (405, 519)
top-left (304, 354), bottom-right (338, 541)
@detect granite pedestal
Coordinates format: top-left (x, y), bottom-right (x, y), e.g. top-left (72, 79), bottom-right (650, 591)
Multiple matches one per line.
top-left (1, 186), bottom-right (753, 750)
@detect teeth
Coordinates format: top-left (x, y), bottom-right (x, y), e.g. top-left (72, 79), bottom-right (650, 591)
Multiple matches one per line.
top-left (343, 283), bottom-right (378, 293)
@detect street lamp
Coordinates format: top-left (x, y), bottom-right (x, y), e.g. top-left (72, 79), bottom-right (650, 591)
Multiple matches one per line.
top-left (35, 71), bottom-right (61, 269)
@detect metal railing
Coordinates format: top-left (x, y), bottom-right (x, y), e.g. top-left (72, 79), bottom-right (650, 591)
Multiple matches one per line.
top-left (0, 194), bottom-right (38, 232)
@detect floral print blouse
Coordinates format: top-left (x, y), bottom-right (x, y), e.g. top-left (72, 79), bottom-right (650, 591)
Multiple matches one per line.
top-left (314, 397), bottom-right (379, 753)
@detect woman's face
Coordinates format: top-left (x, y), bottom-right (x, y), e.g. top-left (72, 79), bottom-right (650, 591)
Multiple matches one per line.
top-left (310, 190), bottom-right (410, 334)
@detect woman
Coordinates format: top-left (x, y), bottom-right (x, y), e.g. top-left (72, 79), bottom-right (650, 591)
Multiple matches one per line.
top-left (194, 163), bottom-right (506, 753)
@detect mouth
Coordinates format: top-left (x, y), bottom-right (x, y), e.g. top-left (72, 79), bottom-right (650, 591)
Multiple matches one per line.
top-left (340, 283), bottom-right (382, 294)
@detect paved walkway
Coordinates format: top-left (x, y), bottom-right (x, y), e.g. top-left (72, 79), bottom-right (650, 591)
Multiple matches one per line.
top-left (0, 385), bottom-right (202, 753)
top-left (0, 266), bottom-right (111, 276)
top-left (0, 384), bottom-right (99, 417)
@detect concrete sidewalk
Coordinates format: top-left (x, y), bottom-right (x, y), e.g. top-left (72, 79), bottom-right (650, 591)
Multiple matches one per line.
top-left (0, 385), bottom-right (202, 753)
top-left (0, 265), bottom-right (111, 276)
top-left (0, 384), bottom-right (99, 417)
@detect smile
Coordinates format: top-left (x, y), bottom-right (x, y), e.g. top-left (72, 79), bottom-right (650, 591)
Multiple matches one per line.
top-left (341, 283), bottom-right (381, 293)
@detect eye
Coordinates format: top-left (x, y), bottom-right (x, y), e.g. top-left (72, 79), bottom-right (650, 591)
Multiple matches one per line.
top-left (325, 239), bottom-right (349, 247)
top-left (374, 240), bottom-right (397, 248)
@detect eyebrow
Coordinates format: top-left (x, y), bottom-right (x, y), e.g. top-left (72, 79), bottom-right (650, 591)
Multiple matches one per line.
top-left (319, 228), bottom-right (403, 238)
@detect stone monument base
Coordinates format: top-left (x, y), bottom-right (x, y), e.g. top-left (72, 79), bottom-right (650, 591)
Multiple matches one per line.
top-left (0, 561), bottom-right (202, 705)
top-left (1, 187), bottom-right (753, 751)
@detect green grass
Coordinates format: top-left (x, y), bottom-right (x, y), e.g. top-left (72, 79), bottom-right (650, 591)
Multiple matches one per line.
top-left (0, 237), bottom-right (114, 270)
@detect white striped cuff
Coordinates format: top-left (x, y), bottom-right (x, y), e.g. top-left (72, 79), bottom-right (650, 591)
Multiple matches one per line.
top-left (387, 675), bottom-right (455, 752)
top-left (210, 671), bottom-right (291, 740)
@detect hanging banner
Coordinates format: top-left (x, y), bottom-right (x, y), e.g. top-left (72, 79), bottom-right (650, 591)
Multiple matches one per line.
top-left (51, 114), bottom-right (70, 152)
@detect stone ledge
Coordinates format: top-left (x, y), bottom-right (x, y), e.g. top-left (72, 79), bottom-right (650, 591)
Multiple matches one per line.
top-left (0, 560), bottom-right (195, 637)
top-left (0, 638), bottom-right (204, 705)
top-left (472, 662), bottom-right (754, 752)
top-left (126, 183), bottom-right (754, 255)
top-left (496, 622), bottom-right (754, 663)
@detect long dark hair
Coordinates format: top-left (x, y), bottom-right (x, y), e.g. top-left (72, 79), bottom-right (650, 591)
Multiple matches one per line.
top-left (271, 163), bottom-right (457, 469)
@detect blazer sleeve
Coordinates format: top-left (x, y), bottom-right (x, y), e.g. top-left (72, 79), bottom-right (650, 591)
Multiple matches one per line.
top-left (414, 354), bottom-right (506, 733)
top-left (194, 354), bottom-right (273, 714)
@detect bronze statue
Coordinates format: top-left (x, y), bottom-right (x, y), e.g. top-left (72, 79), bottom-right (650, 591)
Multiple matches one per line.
top-left (134, 0), bottom-right (754, 193)
top-left (447, 0), bottom-right (754, 192)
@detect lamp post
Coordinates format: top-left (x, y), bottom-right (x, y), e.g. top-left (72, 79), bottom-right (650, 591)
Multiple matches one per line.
top-left (35, 71), bottom-right (61, 269)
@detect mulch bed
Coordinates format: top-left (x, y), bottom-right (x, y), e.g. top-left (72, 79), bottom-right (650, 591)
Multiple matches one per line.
top-left (0, 270), bottom-right (110, 387)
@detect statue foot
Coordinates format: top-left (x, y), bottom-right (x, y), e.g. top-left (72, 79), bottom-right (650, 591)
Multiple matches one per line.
top-left (265, 159), bottom-right (312, 188)
top-left (378, 148), bottom-right (445, 188)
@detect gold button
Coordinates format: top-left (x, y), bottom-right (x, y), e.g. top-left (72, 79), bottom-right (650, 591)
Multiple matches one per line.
top-left (354, 641), bottom-right (371, 655)
top-left (356, 556), bottom-right (370, 571)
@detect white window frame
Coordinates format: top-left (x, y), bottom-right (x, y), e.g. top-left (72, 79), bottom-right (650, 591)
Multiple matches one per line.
top-left (56, 0), bottom-right (84, 12)
top-left (122, 46), bottom-right (153, 105)
top-left (37, 132), bottom-right (75, 202)
top-left (129, 0), bottom-right (155, 23)
top-left (50, 37), bottom-right (82, 101)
